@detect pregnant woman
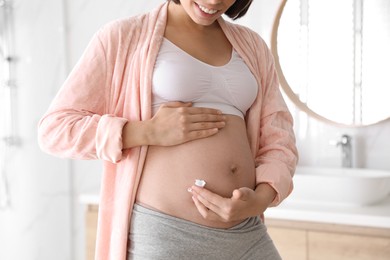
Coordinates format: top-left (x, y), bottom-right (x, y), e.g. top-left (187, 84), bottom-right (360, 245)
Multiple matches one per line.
top-left (38, 0), bottom-right (298, 259)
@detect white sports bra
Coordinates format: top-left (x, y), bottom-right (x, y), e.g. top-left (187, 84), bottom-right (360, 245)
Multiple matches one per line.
top-left (152, 38), bottom-right (258, 119)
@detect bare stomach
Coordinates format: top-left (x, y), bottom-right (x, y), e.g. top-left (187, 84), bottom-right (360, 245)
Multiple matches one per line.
top-left (135, 115), bottom-right (256, 228)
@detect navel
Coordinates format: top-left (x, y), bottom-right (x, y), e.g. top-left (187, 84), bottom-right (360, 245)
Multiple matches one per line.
top-left (230, 164), bottom-right (238, 175)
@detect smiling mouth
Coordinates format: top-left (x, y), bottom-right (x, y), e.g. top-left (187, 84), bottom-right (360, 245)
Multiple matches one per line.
top-left (196, 3), bottom-right (219, 15)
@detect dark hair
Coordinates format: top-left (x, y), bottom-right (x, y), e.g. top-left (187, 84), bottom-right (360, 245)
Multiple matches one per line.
top-left (170, 0), bottom-right (253, 20)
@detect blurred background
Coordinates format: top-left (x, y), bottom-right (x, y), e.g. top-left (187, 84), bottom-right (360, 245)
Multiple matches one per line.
top-left (0, 0), bottom-right (389, 260)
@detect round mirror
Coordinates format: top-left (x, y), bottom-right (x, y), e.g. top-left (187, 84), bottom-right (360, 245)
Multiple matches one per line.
top-left (271, 0), bottom-right (390, 127)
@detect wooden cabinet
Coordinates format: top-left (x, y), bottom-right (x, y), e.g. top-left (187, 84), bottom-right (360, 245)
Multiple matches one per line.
top-left (85, 205), bottom-right (98, 260)
top-left (267, 227), bottom-right (307, 260)
top-left (267, 219), bottom-right (390, 260)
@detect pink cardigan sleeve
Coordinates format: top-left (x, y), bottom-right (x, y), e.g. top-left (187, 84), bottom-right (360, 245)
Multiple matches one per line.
top-left (252, 40), bottom-right (298, 206)
top-left (38, 31), bottom-right (127, 163)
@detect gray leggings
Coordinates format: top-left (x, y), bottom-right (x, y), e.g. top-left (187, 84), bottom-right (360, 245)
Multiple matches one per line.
top-left (127, 204), bottom-right (282, 260)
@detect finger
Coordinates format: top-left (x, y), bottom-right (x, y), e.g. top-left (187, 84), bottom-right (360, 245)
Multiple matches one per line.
top-left (188, 121), bottom-right (226, 131)
top-left (191, 195), bottom-right (209, 216)
top-left (191, 186), bottom-right (225, 212)
top-left (192, 196), bottom-right (221, 221)
top-left (232, 189), bottom-right (243, 200)
top-left (186, 128), bottom-right (220, 141)
top-left (188, 114), bottom-right (227, 124)
top-left (193, 193), bottom-right (234, 222)
top-left (186, 107), bottom-right (223, 115)
top-left (194, 193), bottom-right (222, 215)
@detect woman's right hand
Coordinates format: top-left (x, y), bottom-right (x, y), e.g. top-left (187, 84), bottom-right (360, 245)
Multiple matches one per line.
top-left (122, 102), bottom-right (226, 148)
top-left (149, 102), bottom-right (226, 146)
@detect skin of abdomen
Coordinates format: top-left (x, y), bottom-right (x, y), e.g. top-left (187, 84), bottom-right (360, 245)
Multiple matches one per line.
top-left (136, 115), bottom-right (256, 228)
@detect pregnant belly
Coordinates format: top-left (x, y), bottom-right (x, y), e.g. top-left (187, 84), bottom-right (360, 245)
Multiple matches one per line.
top-left (135, 115), bottom-right (256, 228)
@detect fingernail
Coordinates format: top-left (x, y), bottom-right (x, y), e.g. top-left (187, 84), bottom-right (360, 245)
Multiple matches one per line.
top-left (187, 188), bottom-right (193, 193)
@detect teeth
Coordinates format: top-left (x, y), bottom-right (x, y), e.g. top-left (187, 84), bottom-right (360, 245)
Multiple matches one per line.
top-left (198, 4), bottom-right (218, 15)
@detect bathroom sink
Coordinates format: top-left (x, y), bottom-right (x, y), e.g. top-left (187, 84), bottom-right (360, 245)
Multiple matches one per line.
top-left (287, 166), bottom-right (390, 206)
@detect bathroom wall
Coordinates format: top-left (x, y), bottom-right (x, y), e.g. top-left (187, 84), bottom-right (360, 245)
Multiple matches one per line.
top-left (0, 0), bottom-right (71, 260)
top-left (0, 0), bottom-right (389, 260)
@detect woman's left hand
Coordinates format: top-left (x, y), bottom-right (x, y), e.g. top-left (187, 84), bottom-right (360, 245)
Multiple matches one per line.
top-left (189, 184), bottom-right (274, 222)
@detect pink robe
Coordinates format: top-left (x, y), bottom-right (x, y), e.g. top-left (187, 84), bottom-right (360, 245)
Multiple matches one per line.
top-left (38, 2), bottom-right (298, 260)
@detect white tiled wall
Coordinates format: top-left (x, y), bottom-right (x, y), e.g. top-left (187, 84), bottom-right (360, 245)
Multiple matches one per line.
top-left (0, 0), bottom-right (389, 260)
top-left (0, 0), bottom-right (71, 259)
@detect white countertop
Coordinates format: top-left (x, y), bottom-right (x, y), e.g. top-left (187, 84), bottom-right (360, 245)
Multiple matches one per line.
top-left (265, 196), bottom-right (390, 229)
top-left (80, 194), bottom-right (390, 229)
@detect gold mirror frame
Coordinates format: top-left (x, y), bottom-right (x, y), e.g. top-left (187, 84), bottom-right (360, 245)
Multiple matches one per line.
top-left (270, 0), bottom-right (390, 127)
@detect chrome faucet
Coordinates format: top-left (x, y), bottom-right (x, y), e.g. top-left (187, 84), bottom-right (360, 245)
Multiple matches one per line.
top-left (336, 134), bottom-right (352, 168)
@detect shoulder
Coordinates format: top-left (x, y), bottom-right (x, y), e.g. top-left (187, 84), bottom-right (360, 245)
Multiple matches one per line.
top-left (95, 3), bottom-right (166, 46)
top-left (96, 14), bottom-right (148, 44)
top-left (223, 20), bottom-right (268, 49)
top-left (222, 19), bottom-right (274, 67)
